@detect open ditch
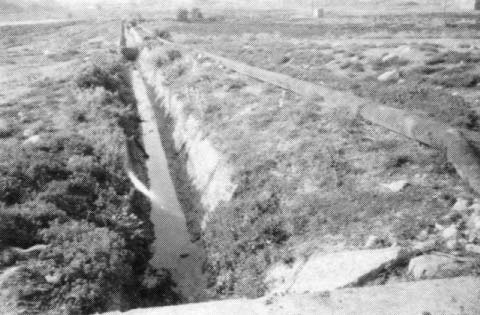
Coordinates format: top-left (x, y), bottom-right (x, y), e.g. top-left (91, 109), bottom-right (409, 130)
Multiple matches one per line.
top-left (125, 23), bottom-right (480, 303)
top-left (131, 69), bottom-right (207, 301)
top-left (3, 17), bottom-right (480, 315)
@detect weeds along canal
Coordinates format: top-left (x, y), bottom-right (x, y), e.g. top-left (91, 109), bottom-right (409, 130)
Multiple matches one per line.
top-left (131, 70), bottom-right (207, 300)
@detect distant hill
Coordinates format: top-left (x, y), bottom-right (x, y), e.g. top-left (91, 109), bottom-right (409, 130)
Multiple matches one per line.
top-left (0, 0), bottom-right (63, 14)
top-left (0, 0), bottom-right (22, 13)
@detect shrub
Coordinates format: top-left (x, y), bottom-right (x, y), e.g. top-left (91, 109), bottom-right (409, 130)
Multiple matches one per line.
top-left (39, 176), bottom-right (97, 219)
top-left (0, 176), bottom-right (24, 205)
top-left (167, 49), bottom-right (182, 62)
top-left (430, 66), bottom-right (480, 88)
top-left (191, 8), bottom-right (203, 21)
top-left (425, 51), bottom-right (480, 66)
top-left (164, 63), bottom-right (187, 84)
top-left (149, 48), bottom-right (170, 69)
top-left (176, 8), bottom-right (189, 22)
top-left (17, 221), bottom-right (134, 314)
top-left (76, 61), bottom-right (129, 94)
top-left (76, 60), bottom-right (135, 106)
top-left (154, 29), bottom-right (172, 41)
top-left (0, 201), bottom-right (65, 251)
top-left (0, 211), bottom-right (39, 249)
top-left (121, 47), bottom-right (140, 62)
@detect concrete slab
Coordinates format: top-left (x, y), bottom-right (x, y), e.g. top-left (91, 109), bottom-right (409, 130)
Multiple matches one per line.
top-left (102, 277), bottom-right (480, 315)
top-left (266, 247), bottom-right (409, 294)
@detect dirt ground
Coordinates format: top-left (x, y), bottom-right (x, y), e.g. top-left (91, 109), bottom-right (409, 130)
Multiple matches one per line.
top-left (2, 7), bottom-right (480, 312)
top-left (140, 11), bottom-right (480, 298)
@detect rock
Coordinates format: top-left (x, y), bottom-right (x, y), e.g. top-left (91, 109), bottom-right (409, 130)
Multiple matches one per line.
top-left (45, 273), bottom-right (61, 284)
top-left (441, 224), bottom-right (458, 241)
top-left (381, 53), bottom-right (397, 63)
top-left (468, 202), bottom-right (480, 213)
top-left (408, 254), bottom-right (475, 280)
top-left (465, 244), bottom-right (480, 255)
top-left (413, 239), bottom-right (438, 252)
top-left (467, 214), bottom-right (480, 233)
top-left (439, 211), bottom-right (463, 225)
top-left (452, 198), bottom-right (471, 212)
top-left (435, 223), bottom-right (446, 232)
top-left (23, 135), bottom-right (41, 145)
top-left (0, 118), bottom-right (13, 138)
top-left (23, 128), bottom-right (35, 138)
top-left (377, 69), bottom-right (400, 82)
top-left (445, 239), bottom-right (464, 251)
top-left (397, 46), bottom-right (413, 57)
top-left (17, 111), bottom-right (27, 122)
top-left (364, 235), bottom-right (380, 249)
top-left (380, 180), bottom-right (409, 192)
top-left (417, 230), bottom-right (429, 241)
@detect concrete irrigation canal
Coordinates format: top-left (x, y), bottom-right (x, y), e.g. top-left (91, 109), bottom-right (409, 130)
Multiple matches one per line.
top-left (105, 20), bottom-right (480, 314)
top-left (131, 70), bottom-right (206, 299)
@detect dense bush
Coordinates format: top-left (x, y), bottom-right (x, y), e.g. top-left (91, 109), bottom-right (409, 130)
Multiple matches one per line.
top-left (154, 29), bottom-right (172, 41)
top-left (191, 8), bottom-right (203, 21)
top-left (0, 58), bottom-right (163, 313)
top-left (205, 166), bottom-right (291, 298)
top-left (17, 221), bottom-right (133, 314)
top-left (176, 8), bottom-right (189, 22)
top-left (75, 61), bottom-right (135, 106)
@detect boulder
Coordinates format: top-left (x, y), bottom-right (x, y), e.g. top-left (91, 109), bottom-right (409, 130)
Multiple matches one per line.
top-left (452, 198), bottom-right (471, 212)
top-left (380, 180), bottom-right (409, 192)
top-left (23, 128), bottom-right (35, 138)
top-left (467, 213), bottom-right (480, 233)
top-left (364, 235), bottom-right (380, 249)
top-left (0, 118), bottom-right (13, 138)
top-left (23, 135), bottom-right (41, 145)
top-left (377, 69), bottom-right (400, 82)
top-left (381, 53), bottom-right (398, 63)
top-left (465, 244), bottom-right (480, 255)
top-left (441, 224), bottom-right (458, 241)
top-left (45, 273), bottom-right (61, 284)
top-left (412, 239), bottom-right (438, 253)
top-left (408, 253), bottom-right (476, 280)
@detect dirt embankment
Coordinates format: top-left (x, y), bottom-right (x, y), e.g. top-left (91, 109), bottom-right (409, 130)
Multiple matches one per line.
top-left (128, 23), bottom-right (480, 301)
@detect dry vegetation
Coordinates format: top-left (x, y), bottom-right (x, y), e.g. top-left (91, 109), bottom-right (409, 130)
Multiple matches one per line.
top-left (143, 42), bottom-right (478, 298)
top-left (0, 21), bottom-right (179, 314)
top-left (140, 11), bottom-right (480, 299)
top-left (3, 5), bottom-right (480, 312)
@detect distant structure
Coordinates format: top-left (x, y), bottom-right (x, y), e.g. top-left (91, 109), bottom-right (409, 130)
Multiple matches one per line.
top-left (456, 0), bottom-right (480, 10)
top-left (313, 8), bottom-right (324, 18)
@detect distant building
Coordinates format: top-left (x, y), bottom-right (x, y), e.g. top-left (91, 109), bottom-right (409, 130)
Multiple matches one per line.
top-left (455, 0), bottom-right (480, 10)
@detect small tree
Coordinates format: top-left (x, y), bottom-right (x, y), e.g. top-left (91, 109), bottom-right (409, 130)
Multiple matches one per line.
top-left (191, 8), bottom-right (203, 21)
top-left (154, 29), bottom-right (172, 41)
top-left (176, 8), bottom-right (189, 22)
